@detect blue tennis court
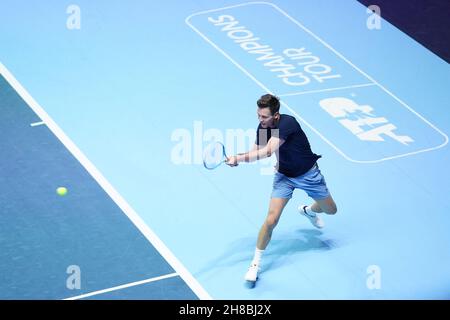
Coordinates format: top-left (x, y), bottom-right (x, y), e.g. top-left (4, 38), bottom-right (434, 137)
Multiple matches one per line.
top-left (1, 1), bottom-right (449, 299)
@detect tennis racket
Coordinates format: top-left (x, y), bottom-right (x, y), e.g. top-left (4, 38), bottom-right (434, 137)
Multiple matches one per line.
top-left (203, 141), bottom-right (228, 170)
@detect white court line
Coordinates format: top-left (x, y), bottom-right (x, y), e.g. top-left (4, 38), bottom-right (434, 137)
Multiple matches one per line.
top-left (64, 273), bottom-right (178, 300)
top-left (185, 1), bottom-right (448, 163)
top-left (30, 121), bottom-right (45, 127)
top-left (278, 83), bottom-right (376, 97)
top-left (0, 62), bottom-right (212, 300)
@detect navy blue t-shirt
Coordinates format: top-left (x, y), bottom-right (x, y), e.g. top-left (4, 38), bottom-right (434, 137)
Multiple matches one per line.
top-left (256, 114), bottom-right (321, 177)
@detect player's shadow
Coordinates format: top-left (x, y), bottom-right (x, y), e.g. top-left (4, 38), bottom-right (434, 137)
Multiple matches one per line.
top-left (260, 229), bottom-right (339, 274)
top-left (193, 228), bottom-right (340, 279)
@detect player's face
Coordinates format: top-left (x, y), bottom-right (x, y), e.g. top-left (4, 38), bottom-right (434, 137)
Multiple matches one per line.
top-left (257, 108), bottom-right (276, 128)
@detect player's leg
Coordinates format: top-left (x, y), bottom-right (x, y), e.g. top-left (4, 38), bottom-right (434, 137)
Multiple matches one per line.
top-left (245, 172), bottom-right (293, 282)
top-left (257, 197), bottom-right (290, 250)
top-left (245, 197), bottom-right (289, 282)
top-left (300, 195), bottom-right (337, 228)
top-left (310, 195), bottom-right (337, 215)
top-left (297, 164), bottom-right (336, 228)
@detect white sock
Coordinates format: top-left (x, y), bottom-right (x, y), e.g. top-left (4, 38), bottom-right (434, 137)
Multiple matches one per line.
top-left (304, 205), bottom-right (317, 217)
top-left (251, 248), bottom-right (264, 266)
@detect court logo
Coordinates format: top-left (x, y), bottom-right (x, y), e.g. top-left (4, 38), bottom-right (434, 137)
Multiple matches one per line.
top-left (206, 15), bottom-right (342, 88)
top-left (66, 4), bottom-right (81, 30)
top-left (320, 97), bottom-right (413, 145)
top-left (66, 265), bottom-right (81, 290)
top-left (366, 264), bottom-right (381, 289)
top-left (187, 2), bottom-right (448, 162)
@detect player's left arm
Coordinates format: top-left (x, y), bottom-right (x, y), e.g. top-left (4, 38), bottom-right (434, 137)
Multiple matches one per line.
top-left (229, 137), bottom-right (284, 165)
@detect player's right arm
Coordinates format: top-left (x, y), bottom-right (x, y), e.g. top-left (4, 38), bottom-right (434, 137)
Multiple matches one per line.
top-left (250, 143), bottom-right (260, 152)
top-left (226, 144), bottom-right (259, 167)
top-left (227, 138), bottom-right (283, 166)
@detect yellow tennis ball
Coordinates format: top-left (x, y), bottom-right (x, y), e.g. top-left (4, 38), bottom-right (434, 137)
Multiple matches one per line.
top-left (57, 187), bottom-right (68, 196)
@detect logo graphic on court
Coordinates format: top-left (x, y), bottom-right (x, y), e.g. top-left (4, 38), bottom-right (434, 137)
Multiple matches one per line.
top-left (283, 85), bottom-right (446, 162)
top-left (319, 97), bottom-right (413, 145)
top-left (206, 14), bottom-right (343, 90)
top-left (190, 5), bottom-right (367, 95)
top-left (186, 2), bottom-right (448, 162)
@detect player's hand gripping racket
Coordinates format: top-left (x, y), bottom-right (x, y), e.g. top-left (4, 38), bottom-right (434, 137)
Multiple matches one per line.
top-left (203, 142), bottom-right (235, 170)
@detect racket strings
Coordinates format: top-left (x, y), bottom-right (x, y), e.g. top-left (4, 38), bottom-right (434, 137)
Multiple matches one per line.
top-left (203, 142), bottom-right (226, 169)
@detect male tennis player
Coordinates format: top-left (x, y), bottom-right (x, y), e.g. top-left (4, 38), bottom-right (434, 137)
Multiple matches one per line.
top-left (226, 94), bottom-right (337, 282)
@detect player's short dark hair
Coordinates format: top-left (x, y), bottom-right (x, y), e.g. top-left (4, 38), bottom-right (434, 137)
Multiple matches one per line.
top-left (257, 94), bottom-right (280, 115)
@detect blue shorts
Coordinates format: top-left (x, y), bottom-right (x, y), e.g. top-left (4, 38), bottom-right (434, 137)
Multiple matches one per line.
top-left (271, 163), bottom-right (330, 200)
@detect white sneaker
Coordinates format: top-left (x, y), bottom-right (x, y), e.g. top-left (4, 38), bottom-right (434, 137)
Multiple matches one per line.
top-left (299, 205), bottom-right (324, 229)
top-left (244, 264), bottom-right (259, 282)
